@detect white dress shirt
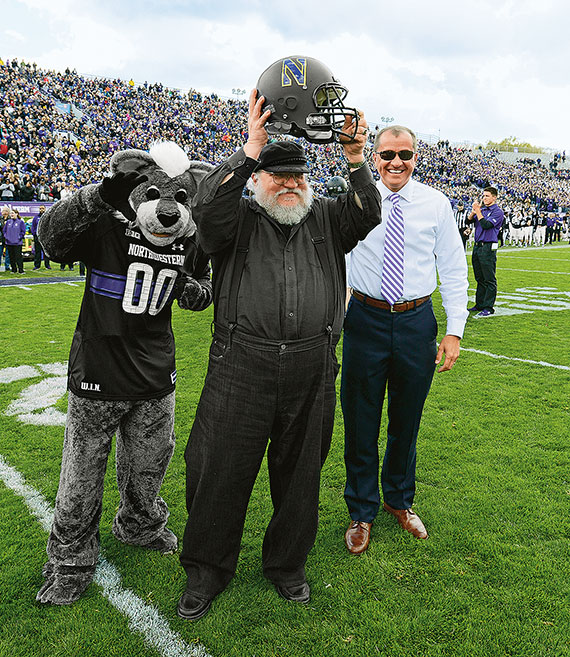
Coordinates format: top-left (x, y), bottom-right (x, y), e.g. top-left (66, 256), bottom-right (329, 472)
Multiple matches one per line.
top-left (346, 178), bottom-right (469, 337)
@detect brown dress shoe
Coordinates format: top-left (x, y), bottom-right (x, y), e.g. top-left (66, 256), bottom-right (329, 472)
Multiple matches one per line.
top-left (344, 520), bottom-right (372, 554)
top-left (383, 503), bottom-right (428, 539)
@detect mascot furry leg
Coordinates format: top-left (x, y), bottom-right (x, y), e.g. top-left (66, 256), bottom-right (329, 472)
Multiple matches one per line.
top-left (37, 392), bottom-right (177, 604)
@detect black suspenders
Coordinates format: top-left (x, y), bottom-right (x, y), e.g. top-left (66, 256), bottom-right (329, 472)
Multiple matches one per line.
top-left (227, 211), bottom-right (256, 329)
top-left (305, 213), bottom-right (334, 337)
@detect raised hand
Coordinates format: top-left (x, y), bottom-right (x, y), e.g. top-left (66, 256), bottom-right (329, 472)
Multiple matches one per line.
top-left (243, 89), bottom-right (272, 161)
top-left (100, 171), bottom-right (148, 211)
top-left (340, 110), bottom-right (370, 163)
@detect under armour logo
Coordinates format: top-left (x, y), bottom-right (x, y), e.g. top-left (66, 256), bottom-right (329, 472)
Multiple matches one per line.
top-left (172, 244), bottom-right (184, 251)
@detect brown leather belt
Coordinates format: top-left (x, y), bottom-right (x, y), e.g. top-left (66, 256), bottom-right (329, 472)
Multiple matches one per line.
top-left (351, 290), bottom-right (430, 313)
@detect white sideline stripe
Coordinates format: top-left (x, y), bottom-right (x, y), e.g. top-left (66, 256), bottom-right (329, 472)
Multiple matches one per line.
top-left (462, 348), bottom-right (570, 371)
top-left (0, 454), bottom-right (54, 532)
top-left (471, 245), bottom-right (569, 254)
top-left (0, 280), bottom-right (81, 290)
top-left (497, 267), bottom-right (570, 275)
top-left (500, 256), bottom-right (570, 261)
top-left (0, 454), bottom-right (212, 657)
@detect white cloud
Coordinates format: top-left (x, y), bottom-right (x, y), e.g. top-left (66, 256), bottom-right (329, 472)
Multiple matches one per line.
top-left (5, 29), bottom-right (26, 42)
top-left (6, 0), bottom-right (570, 150)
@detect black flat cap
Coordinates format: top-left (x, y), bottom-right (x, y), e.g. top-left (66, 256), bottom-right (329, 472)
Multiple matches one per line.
top-left (255, 141), bottom-right (309, 173)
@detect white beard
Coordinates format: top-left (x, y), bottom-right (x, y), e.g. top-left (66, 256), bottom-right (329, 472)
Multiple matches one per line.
top-left (253, 182), bottom-right (314, 225)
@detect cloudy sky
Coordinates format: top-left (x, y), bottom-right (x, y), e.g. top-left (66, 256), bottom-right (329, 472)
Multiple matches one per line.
top-left (4, 0), bottom-right (570, 151)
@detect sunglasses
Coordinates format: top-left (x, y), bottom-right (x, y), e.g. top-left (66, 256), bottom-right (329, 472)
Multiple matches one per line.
top-left (375, 150), bottom-right (415, 161)
top-left (264, 172), bottom-right (306, 185)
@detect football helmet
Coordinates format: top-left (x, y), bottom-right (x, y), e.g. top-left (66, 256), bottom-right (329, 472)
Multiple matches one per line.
top-left (256, 56), bottom-right (359, 144)
top-left (326, 176), bottom-right (348, 197)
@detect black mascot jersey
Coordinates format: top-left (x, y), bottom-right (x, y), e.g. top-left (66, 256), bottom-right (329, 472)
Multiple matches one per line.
top-left (66, 216), bottom-right (208, 400)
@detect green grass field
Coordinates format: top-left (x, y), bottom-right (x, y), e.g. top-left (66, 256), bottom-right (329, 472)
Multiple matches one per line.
top-left (1, 244), bottom-right (569, 657)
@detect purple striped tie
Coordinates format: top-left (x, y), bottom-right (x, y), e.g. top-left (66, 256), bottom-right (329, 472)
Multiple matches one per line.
top-left (381, 193), bottom-right (404, 305)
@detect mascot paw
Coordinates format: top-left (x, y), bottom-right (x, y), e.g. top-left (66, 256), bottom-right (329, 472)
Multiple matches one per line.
top-left (113, 526), bottom-right (178, 554)
top-left (99, 170), bottom-right (148, 221)
top-left (178, 277), bottom-right (208, 311)
top-left (36, 566), bottom-right (95, 605)
top-left (100, 171), bottom-right (148, 207)
top-left (143, 527), bottom-right (178, 555)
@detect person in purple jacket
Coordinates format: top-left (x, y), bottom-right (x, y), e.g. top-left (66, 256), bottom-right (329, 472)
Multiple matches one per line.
top-left (466, 186), bottom-right (504, 317)
top-left (3, 208), bottom-right (26, 274)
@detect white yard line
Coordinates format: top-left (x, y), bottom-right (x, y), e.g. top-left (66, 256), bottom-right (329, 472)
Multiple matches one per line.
top-left (499, 256), bottom-right (570, 261)
top-left (0, 279), bottom-right (82, 289)
top-left (462, 348), bottom-right (570, 371)
top-left (496, 268), bottom-right (570, 275)
top-left (0, 454), bottom-right (212, 657)
top-left (475, 245), bottom-right (569, 254)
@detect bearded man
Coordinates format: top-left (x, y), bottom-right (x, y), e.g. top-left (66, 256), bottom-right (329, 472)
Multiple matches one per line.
top-left (177, 90), bottom-right (382, 620)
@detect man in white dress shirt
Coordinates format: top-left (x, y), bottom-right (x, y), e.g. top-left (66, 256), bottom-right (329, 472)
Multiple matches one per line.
top-left (341, 125), bottom-right (468, 554)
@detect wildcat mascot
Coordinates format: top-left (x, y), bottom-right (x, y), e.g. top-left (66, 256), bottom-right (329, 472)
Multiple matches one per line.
top-left (36, 142), bottom-right (212, 605)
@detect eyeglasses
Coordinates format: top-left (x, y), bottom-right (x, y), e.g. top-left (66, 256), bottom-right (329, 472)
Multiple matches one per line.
top-left (263, 172), bottom-right (306, 185)
top-left (375, 150), bottom-right (415, 161)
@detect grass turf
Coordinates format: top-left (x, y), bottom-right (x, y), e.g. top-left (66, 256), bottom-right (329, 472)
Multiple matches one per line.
top-left (0, 244), bottom-right (569, 656)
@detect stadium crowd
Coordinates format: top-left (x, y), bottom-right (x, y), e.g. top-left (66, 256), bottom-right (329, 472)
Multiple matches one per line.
top-left (1, 56), bottom-right (569, 251)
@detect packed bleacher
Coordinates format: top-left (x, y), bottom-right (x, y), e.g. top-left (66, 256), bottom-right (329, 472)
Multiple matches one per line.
top-left (1, 56), bottom-right (570, 239)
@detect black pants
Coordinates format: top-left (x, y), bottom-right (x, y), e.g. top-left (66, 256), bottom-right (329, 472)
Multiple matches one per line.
top-left (33, 235), bottom-right (50, 268)
top-left (472, 242), bottom-right (498, 311)
top-left (7, 244), bottom-right (23, 273)
top-left (180, 327), bottom-right (338, 599)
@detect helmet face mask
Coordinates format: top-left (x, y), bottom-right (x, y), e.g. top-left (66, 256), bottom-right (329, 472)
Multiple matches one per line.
top-left (257, 56), bottom-right (359, 144)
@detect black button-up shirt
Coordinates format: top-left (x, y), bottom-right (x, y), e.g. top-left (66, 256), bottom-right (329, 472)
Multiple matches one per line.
top-left (193, 147), bottom-right (382, 341)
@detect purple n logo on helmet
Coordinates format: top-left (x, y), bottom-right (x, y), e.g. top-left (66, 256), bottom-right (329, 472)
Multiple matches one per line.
top-left (281, 57), bottom-right (307, 88)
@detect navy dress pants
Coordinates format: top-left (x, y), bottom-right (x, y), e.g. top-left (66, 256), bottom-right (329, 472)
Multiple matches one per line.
top-left (180, 327), bottom-right (338, 600)
top-left (341, 296), bottom-right (437, 522)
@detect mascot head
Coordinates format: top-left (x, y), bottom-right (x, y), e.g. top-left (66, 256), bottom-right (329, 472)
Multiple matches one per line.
top-left (109, 142), bottom-right (212, 247)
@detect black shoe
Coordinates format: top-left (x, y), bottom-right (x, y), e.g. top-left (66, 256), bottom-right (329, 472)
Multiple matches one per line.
top-left (467, 305), bottom-right (479, 312)
top-left (177, 590), bottom-right (212, 621)
top-left (275, 581), bottom-right (310, 603)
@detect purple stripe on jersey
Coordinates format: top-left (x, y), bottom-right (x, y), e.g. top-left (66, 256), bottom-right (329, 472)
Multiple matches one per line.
top-left (90, 269), bottom-right (127, 300)
top-left (92, 268), bottom-right (126, 280)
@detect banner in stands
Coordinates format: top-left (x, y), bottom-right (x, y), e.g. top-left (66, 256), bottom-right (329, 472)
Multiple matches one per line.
top-left (0, 201), bottom-right (56, 220)
top-left (0, 202), bottom-right (56, 259)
